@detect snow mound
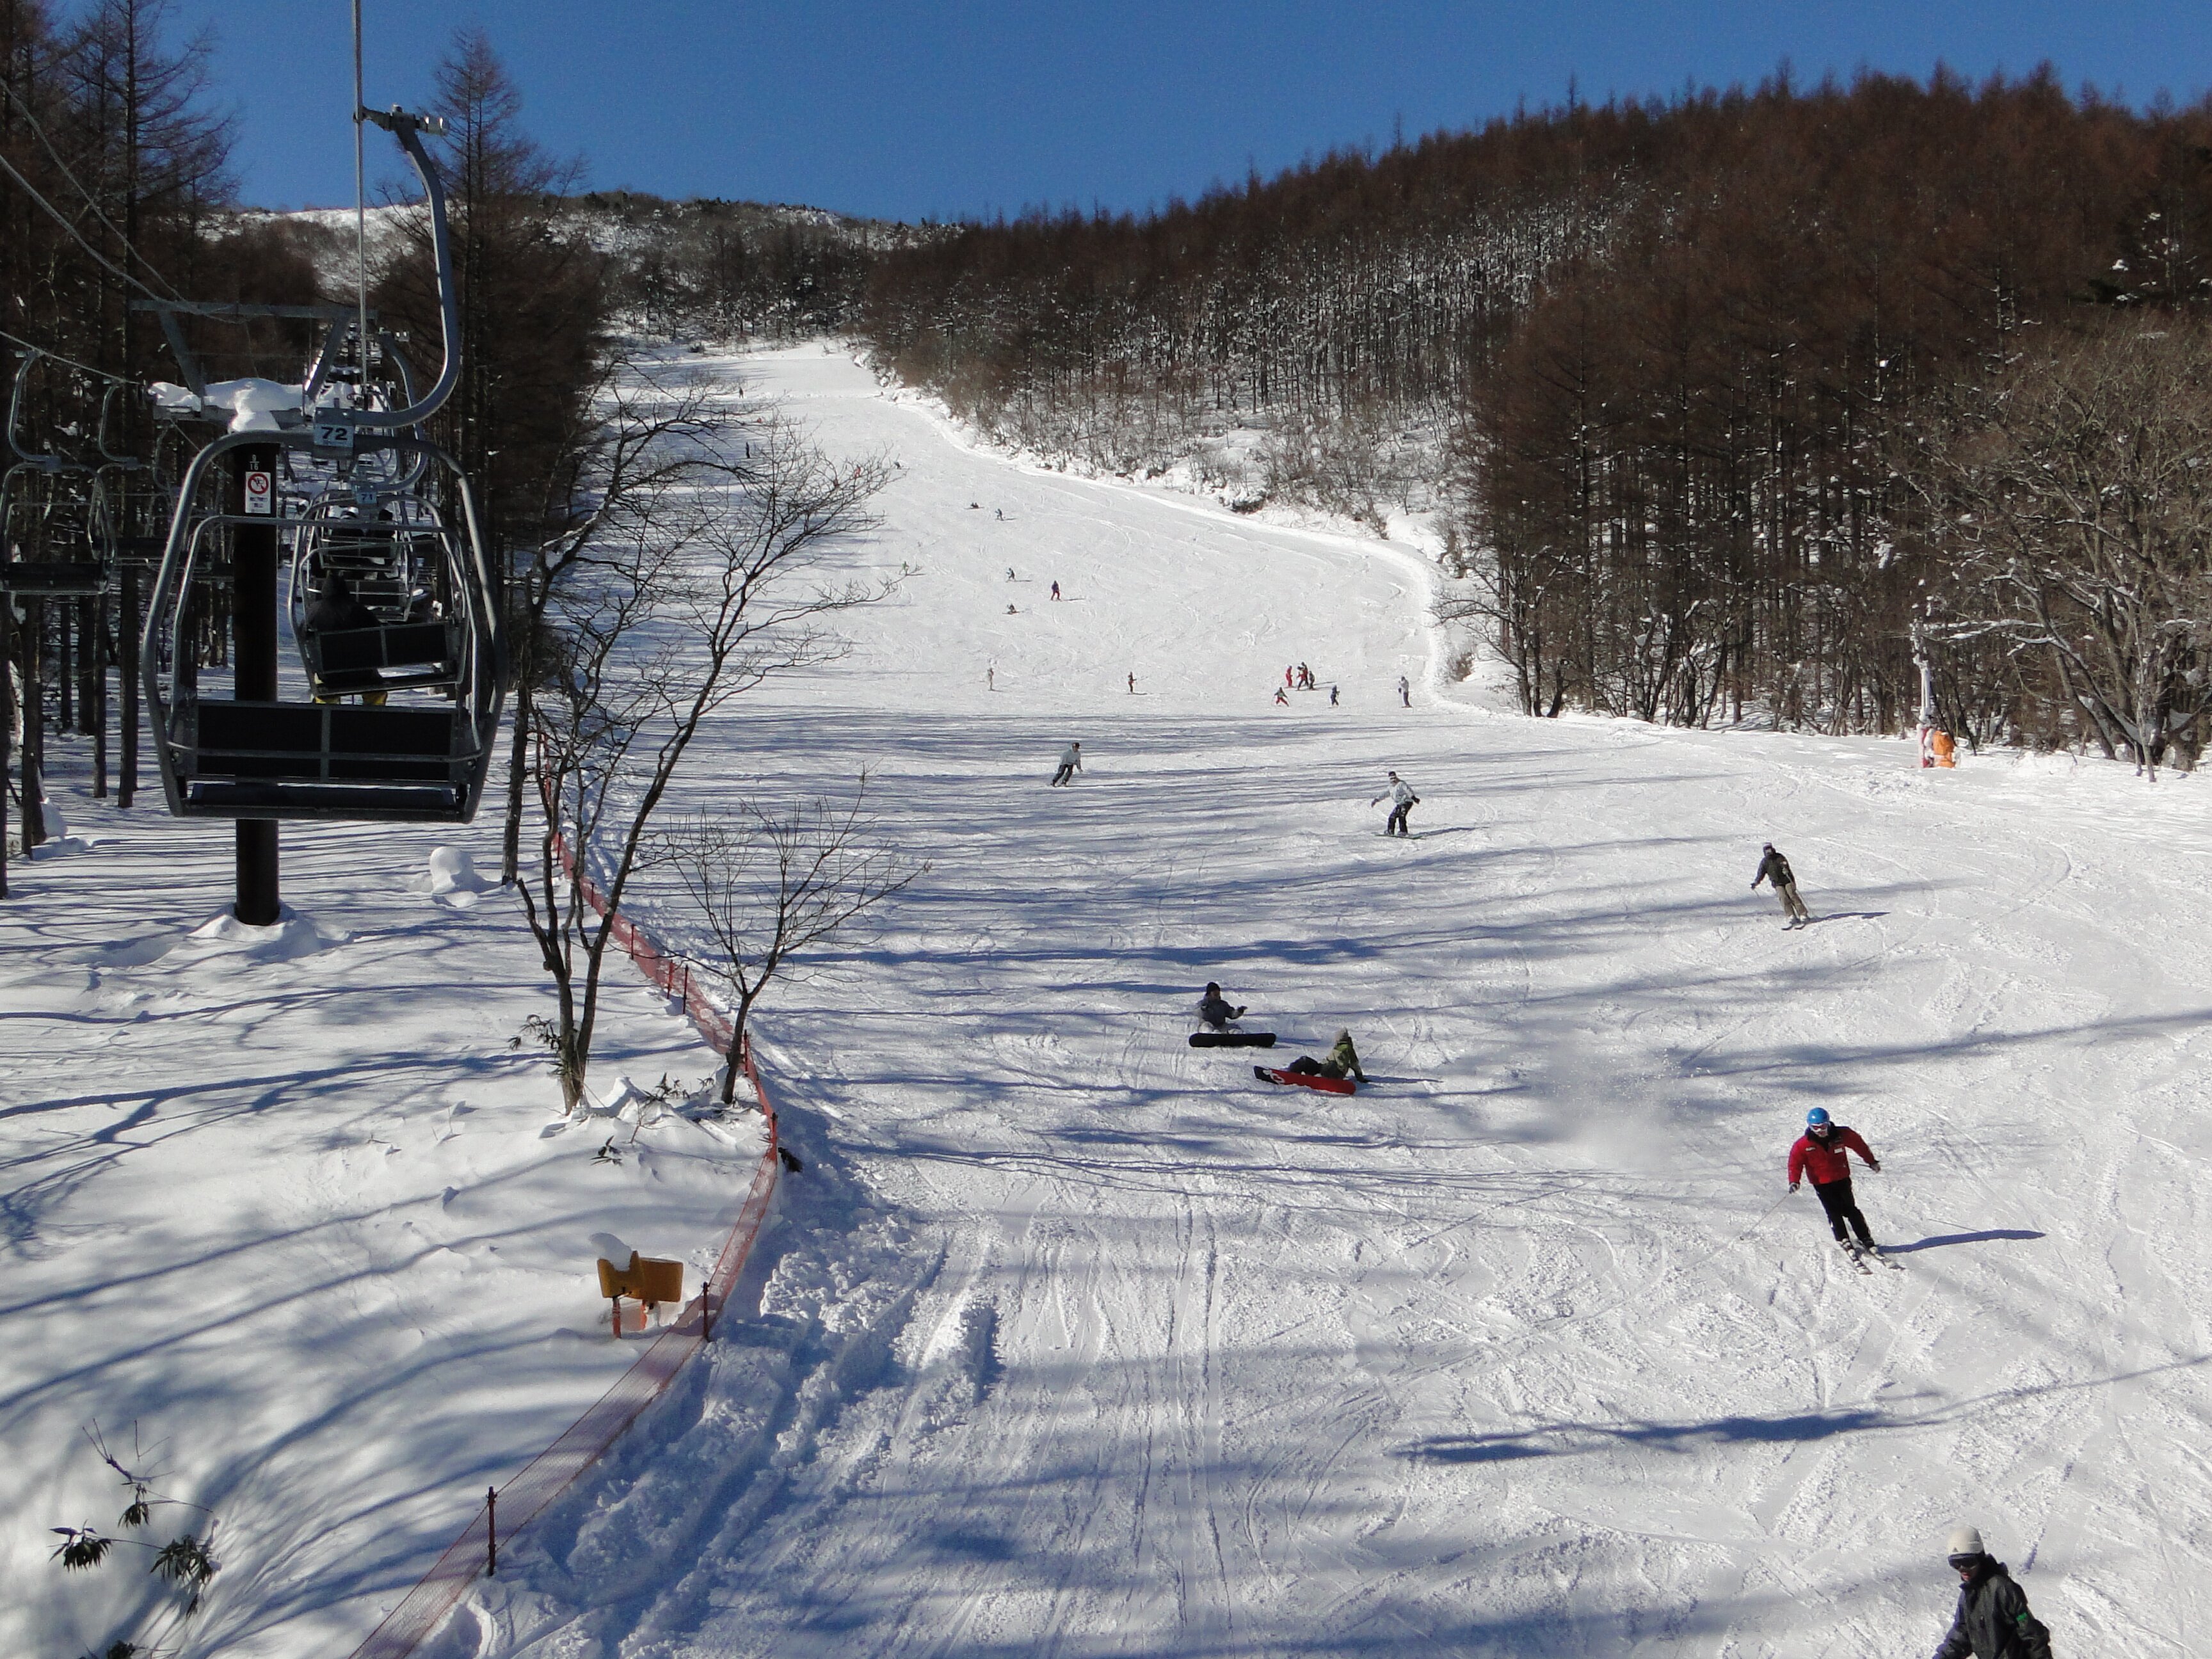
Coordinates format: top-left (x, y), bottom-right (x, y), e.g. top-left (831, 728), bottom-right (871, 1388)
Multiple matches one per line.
top-left (414, 844), bottom-right (494, 905)
top-left (179, 906), bottom-right (342, 960)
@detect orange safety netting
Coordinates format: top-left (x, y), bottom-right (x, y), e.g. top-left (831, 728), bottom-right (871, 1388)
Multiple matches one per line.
top-left (341, 815), bottom-right (779, 1659)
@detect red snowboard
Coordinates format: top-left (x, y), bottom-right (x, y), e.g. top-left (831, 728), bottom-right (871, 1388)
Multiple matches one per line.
top-left (1253, 1065), bottom-right (1357, 1096)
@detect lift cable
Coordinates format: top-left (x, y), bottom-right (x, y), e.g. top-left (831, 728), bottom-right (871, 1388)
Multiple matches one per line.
top-left (0, 147), bottom-right (177, 307)
top-left (0, 76), bottom-right (188, 303)
top-left (0, 325), bottom-right (133, 385)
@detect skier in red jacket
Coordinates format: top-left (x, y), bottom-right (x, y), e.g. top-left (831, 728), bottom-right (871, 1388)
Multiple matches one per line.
top-left (1788, 1107), bottom-right (1884, 1257)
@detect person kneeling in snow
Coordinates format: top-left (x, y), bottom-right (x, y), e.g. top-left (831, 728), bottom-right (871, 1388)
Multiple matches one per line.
top-left (1196, 982), bottom-right (1246, 1031)
top-left (1285, 1030), bottom-right (1366, 1084)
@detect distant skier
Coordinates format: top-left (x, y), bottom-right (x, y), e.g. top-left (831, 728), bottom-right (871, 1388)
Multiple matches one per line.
top-left (1284, 1030), bottom-right (1366, 1084)
top-left (1299, 661), bottom-right (1313, 689)
top-left (1051, 581), bottom-right (1061, 600)
top-left (995, 508), bottom-right (1004, 520)
top-left (1397, 675), bottom-right (1411, 707)
top-left (1788, 1107), bottom-right (1883, 1257)
top-left (1329, 684), bottom-right (1338, 706)
top-left (1274, 686), bottom-right (1289, 705)
top-left (1930, 1526), bottom-right (2053, 1659)
top-left (1128, 672), bottom-right (1136, 693)
top-left (1196, 982), bottom-right (1247, 1031)
top-left (1007, 566), bottom-right (1016, 581)
top-left (986, 664), bottom-right (995, 691)
top-left (1285, 665), bottom-right (1295, 689)
top-left (1752, 842), bottom-right (1812, 927)
top-left (1049, 741), bottom-right (1082, 787)
top-left (1372, 771), bottom-right (1418, 837)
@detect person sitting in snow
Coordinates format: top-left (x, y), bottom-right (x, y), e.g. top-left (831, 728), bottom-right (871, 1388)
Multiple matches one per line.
top-left (1196, 982), bottom-right (1247, 1031)
top-left (1285, 1030), bottom-right (1366, 1084)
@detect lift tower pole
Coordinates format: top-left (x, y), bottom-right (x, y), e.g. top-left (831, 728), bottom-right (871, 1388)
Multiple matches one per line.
top-left (232, 444), bottom-right (280, 923)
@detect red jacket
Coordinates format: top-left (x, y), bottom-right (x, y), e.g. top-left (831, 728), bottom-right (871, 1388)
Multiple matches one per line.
top-left (1788, 1127), bottom-right (1877, 1186)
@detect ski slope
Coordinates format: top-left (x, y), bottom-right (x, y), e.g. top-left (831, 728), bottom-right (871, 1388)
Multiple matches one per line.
top-left (6, 341), bottom-right (2211, 1659)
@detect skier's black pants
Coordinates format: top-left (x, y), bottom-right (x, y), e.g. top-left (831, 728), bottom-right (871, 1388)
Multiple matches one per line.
top-left (1813, 1176), bottom-right (1873, 1246)
top-left (1385, 803), bottom-right (1411, 837)
top-left (1050, 763), bottom-right (1075, 786)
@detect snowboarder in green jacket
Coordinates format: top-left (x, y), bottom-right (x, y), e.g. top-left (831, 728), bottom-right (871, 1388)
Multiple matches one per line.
top-left (1932, 1526), bottom-right (2054, 1659)
top-left (1286, 1030), bottom-right (1366, 1083)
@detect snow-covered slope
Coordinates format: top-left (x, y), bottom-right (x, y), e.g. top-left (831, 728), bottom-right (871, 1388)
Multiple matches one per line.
top-left (6, 341), bottom-right (2209, 1659)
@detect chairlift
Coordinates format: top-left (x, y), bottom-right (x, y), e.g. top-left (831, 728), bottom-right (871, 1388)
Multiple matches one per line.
top-left (140, 104), bottom-right (505, 824)
top-left (0, 349), bottom-right (106, 597)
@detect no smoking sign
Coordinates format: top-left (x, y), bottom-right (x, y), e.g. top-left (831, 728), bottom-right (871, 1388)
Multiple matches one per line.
top-left (243, 470), bottom-right (274, 516)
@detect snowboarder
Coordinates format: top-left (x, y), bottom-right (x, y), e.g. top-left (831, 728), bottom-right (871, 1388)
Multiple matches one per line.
top-left (1930, 1526), bottom-right (2053, 1659)
top-left (1397, 675), bottom-right (1411, 707)
top-left (1284, 1030), bottom-right (1366, 1084)
top-left (1788, 1107), bottom-right (1883, 1257)
top-left (1051, 581), bottom-right (1061, 600)
top-left (1372, 771), bottom-right (1418, 837)
top-left (1196, 982), bottom-right (1247, 1030)
top-left (1752, 842), bottom-right (1812, 927)
top-left (1049, 741), bottom-right (1082, 787)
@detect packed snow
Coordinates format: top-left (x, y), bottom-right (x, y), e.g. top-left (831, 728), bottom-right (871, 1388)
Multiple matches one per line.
top-left (6, 342), bottom-right (2209, 1659)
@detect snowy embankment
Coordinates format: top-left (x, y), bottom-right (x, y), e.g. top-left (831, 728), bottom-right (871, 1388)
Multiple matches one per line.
top-left (7, 341), bottom-right (2211, 1659)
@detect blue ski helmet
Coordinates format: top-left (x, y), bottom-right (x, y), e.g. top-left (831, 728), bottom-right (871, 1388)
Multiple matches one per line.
top-left (1806, 1107), bottom-right (1831, 1128)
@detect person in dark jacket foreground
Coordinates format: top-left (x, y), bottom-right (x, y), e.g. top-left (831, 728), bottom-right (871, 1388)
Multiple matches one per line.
top-left (1196, 982), bottom-right (1246, 1030)
top-left (1788, 1107), bottom-right (1884, 1254)
top-left (1285, 1030), bottom-right (1366, 1083)
top-left (305, 573), bottom-right (389, 705)
top-left (1932, 1525), bottom-right (2053, 1658)
top-left (1752, 842), bottom-right (1812, 926)
top-left (305, 572), bottom-right (379, 635)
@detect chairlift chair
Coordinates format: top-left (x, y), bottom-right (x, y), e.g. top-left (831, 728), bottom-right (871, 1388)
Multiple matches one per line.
top-left (140, 104), bottom-right (506, 824)
top-left (0, 350), bottom-right (107, 597)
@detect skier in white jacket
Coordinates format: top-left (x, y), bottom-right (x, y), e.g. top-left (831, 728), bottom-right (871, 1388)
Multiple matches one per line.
top-left (1371, 771), bottom-right (1418, 837)
top-left (1050, 742), bottom-right (1082, 787)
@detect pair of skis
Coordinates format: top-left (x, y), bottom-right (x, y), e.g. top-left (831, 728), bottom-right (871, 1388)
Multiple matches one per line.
top-left (1840, 1240), bottom-right (1902, 1274)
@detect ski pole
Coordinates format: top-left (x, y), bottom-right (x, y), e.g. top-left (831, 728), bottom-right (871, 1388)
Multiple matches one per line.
top-left (1731, 1190), bottom-right (1794, 1244)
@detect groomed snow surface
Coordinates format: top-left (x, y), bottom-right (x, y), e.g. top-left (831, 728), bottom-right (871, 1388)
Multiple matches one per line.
top-left (7, 342), bottom-right (2209, 1659)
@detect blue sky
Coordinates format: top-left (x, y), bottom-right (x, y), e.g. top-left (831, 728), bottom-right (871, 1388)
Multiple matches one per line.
top-left (174, 1), bottom-right (2212, 222)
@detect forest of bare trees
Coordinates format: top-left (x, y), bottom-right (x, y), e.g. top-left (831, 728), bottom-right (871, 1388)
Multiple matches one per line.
top-left (864, 70), bottom-right (2212, 767)
top-left (12, 17), bottom-right (2211, 771)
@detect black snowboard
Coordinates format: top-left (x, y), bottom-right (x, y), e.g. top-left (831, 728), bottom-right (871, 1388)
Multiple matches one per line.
top-left (1189, 1031), bottom-right (1277, 1048)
